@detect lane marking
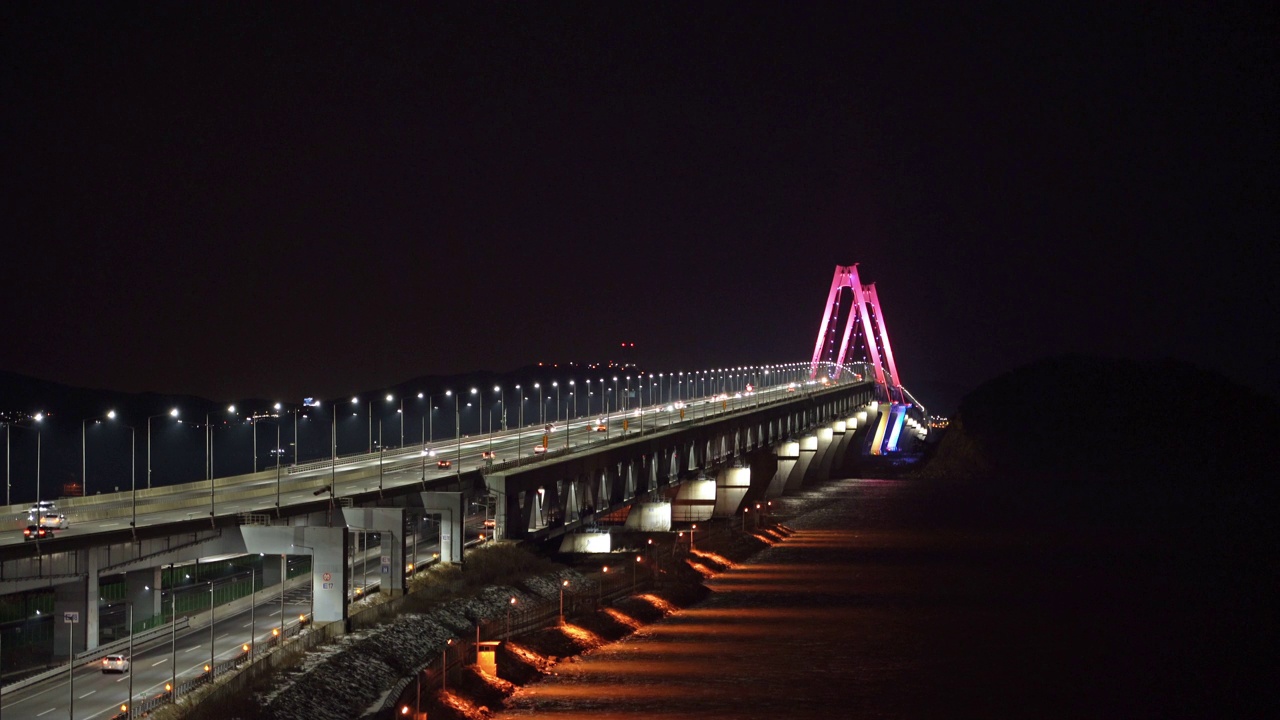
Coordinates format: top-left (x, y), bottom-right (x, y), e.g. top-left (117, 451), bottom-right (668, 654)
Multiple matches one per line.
top-left (184, 646), bottom-right (200, 653)
top-left (216, 633), bottom-right (228, 639)
top-left (151, 658), bottom-right (168, 667)
top-left (37, 709), bottom-right (56, 717)
top-left (79, 690), bottom-right (96, 698)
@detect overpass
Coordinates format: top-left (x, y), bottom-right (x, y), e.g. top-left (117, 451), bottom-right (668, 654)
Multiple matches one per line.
top-left (0, 265), bottom-right (928, 717)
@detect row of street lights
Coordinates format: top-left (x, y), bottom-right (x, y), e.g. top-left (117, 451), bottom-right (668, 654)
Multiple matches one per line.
top-left (4, 362), bottom-right (833, 507)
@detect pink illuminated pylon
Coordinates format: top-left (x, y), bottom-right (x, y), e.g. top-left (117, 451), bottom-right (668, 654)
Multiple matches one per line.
top-left (809, 264), bottom-right (903, 402)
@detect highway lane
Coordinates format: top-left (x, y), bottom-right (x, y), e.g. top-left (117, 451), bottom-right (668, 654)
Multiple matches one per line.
top-left (1, 380), bottom-right (825, 717)
top-left (1, 524), bottom-right (461, 718)
top-left (3, 586), bottom-right (311, 719)
top-left (3, 388), bottom-right (763, 547)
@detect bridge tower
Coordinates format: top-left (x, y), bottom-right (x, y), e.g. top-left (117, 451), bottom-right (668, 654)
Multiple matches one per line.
top-left (809, 264), bottom-right (904, 404)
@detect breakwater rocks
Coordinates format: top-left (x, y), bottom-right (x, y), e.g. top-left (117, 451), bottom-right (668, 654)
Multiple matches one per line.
top-left (167, 524), bottom-right (792, 720)
top-left (413, 524), bottom-right (794, 720)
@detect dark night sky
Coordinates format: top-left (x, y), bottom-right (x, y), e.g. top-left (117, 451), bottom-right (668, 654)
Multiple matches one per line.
top-left (2, 2), bottom-right (1275, 413)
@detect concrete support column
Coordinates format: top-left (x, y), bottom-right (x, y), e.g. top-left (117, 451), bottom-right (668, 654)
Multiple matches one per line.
top-left (712, 466), bottom-right (751, 518)
top-left (816, 422), bottom-right (845, 481)
top-left (672, 476), bottom-right (716, 523)
top-left (788, 434), bottom-right (818, 491)
top-left (768, 441), bottom-right (800, 497)
top-left (54, 549), bottom-right (99, 656)
top-left (421, 491), bottom-right (465, 565)
top-left (240, 526), bottom-right (349, 624)
top-left (811, 426), bottom-right (836, 481)
top-left (341, 507), bottom-right (406, 597)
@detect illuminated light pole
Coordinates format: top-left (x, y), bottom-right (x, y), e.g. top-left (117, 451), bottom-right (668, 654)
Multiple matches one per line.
top-left (568, 380), bottom-right (576, 420)
top-left (691, 523), bottom-right (697, 552)
top-left (471, 387), bottom-right (481, 461)
top-left (552, 381), bottom-right (560, 425)
top-left (448, 390), bottom-right (460, 480)
top-left (507, 596), bottom-right (517, 639)
top-left (81, 410), bottom-right (116, 496)
top-left (442, 637), bottom-right (454, 692)
top-left (559, 579), bottom-right (569, 626)
top-left (147, 408), bottom-right (179, 489)
top-left (599, 566), bottom-right (609, 605)
top-left (534, 383), bottom-right (542, 425)
top-left (207, 404), bottom-right (234, 481)
top-left (742, 506), bottom-right (749, 531)
top-left (515, 385), bottom-right (524, 461)
top-left (388, 393), bottom-right (403, 449)
top-left (209, 581), bottom-right (215, 684)
top-left (633, 555), bottom-right (641, 593)
top-left (491, 385), bottom-right (501, 455)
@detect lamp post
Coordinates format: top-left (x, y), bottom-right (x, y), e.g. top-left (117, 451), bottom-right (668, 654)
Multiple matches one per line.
top-left (126, 601), bottom-right (134, 715)
top-left (599, 566), bottom-right (608, 605)
top-left (209, 580), bottom-right (217, 684)
top-left (552, 381), bottom-right (560, 425)
top-left (6, 414), bottom-right (45, 508)
top-left (691, 523), bottom-right (697, 551)
top-left (507, 596), bottom-right (517, 639)
top-left (448, 390), bottom-right (460, 479)
top-left (559, 579), bottom-right (569, 625)
top-left (147, 408), bottom-right (179, 489)
top-left (534, 383), bottom-right (542, 425)
top-left (490, 385), bottom-right (501, 455)
top-left (515, 385), bottom-right (523, 461)
top-left (388, 394), bottom-right (402, 449)
top-left (442, 637), bottom-right (454, 692)
top-left (81, 410), bottom-right (116, 496)
top-left (169, 572), bottom-right (177, 704)
top-left (633, 555), bottom-right (642, 593)
top-left (207, 405), bottom-right (234, 481)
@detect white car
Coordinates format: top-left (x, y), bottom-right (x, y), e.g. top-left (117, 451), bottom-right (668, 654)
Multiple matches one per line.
top-left (101, 655), bottom-right (130, 673)
top-left (27, 500), bottom-right (56, 520)
top-left (39, 513), bottom-right (68, 530)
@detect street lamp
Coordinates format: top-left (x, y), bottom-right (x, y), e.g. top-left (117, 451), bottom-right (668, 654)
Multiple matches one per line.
top-left (559, 579), bottom-right (569, 625)
top-left (599, 566), bottom-right (608, 605)
top-left (147, 408), bottom-right (179, 489)
top-left (81, 410), bottom-right (116, 496)
top-left (388, 393), bottom-right (403, 449)
top-left (448, 390), bottom-right (461, 478)
top-left (5, 413), bottom-right (45, 508)
top-left (534, 383), bottom-right (542, 425)
top-left (491, 385), bottom-right (501, 455)
top-left (569, 380), bottom-right (576, 420)
top-left (207, 405), bottom-right (235, 481)
top-left (552, 381), bottom-right (560, 425)
top-left (507, 596), bottom-right (517, 639)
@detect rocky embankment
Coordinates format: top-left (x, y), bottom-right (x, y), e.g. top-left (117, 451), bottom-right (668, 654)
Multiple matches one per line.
top-left (162, 522), bottom-right (792, 720)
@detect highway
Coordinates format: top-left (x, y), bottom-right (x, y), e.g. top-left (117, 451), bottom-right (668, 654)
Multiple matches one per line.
top-left (0, 379), bottom-right (831, 718)
top-left (3, 385), bottom-right (796, 547)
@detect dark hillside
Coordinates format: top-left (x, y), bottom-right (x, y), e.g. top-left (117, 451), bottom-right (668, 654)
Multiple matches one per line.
top-left (922, 355), bottom-right (1279, 487)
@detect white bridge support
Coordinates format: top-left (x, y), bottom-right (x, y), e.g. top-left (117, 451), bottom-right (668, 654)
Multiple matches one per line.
top-left (810, 426), bottom-right (835, 482)
top-left (815, 424), bottom-right (843, 481)
top-left (787, 435), bottom-right (818, 491)
top-left (623, 502), bottom-right (673, 532)
top-left (712, 467), bottom-right (751, 518)
top-left (672, 477), bottom-right (716, 523)
top-left (767, 441), bottom-right (800, 498)
top-left (240, 526), bottom-right (348, 624)
top-left (53, 549), bottom-right (99, 656)
top-left (421, 492), bottom-right (465, 565)
top-left (340, 507), bottom-right (406, 597)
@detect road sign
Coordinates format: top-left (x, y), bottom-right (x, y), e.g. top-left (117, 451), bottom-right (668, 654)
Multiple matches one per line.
top-left (322, 572), bottom-right (332, 582)
top-left (64, 611), bottom-right (80, 624)
top-left (381, 565), bottom-right (390, 574)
